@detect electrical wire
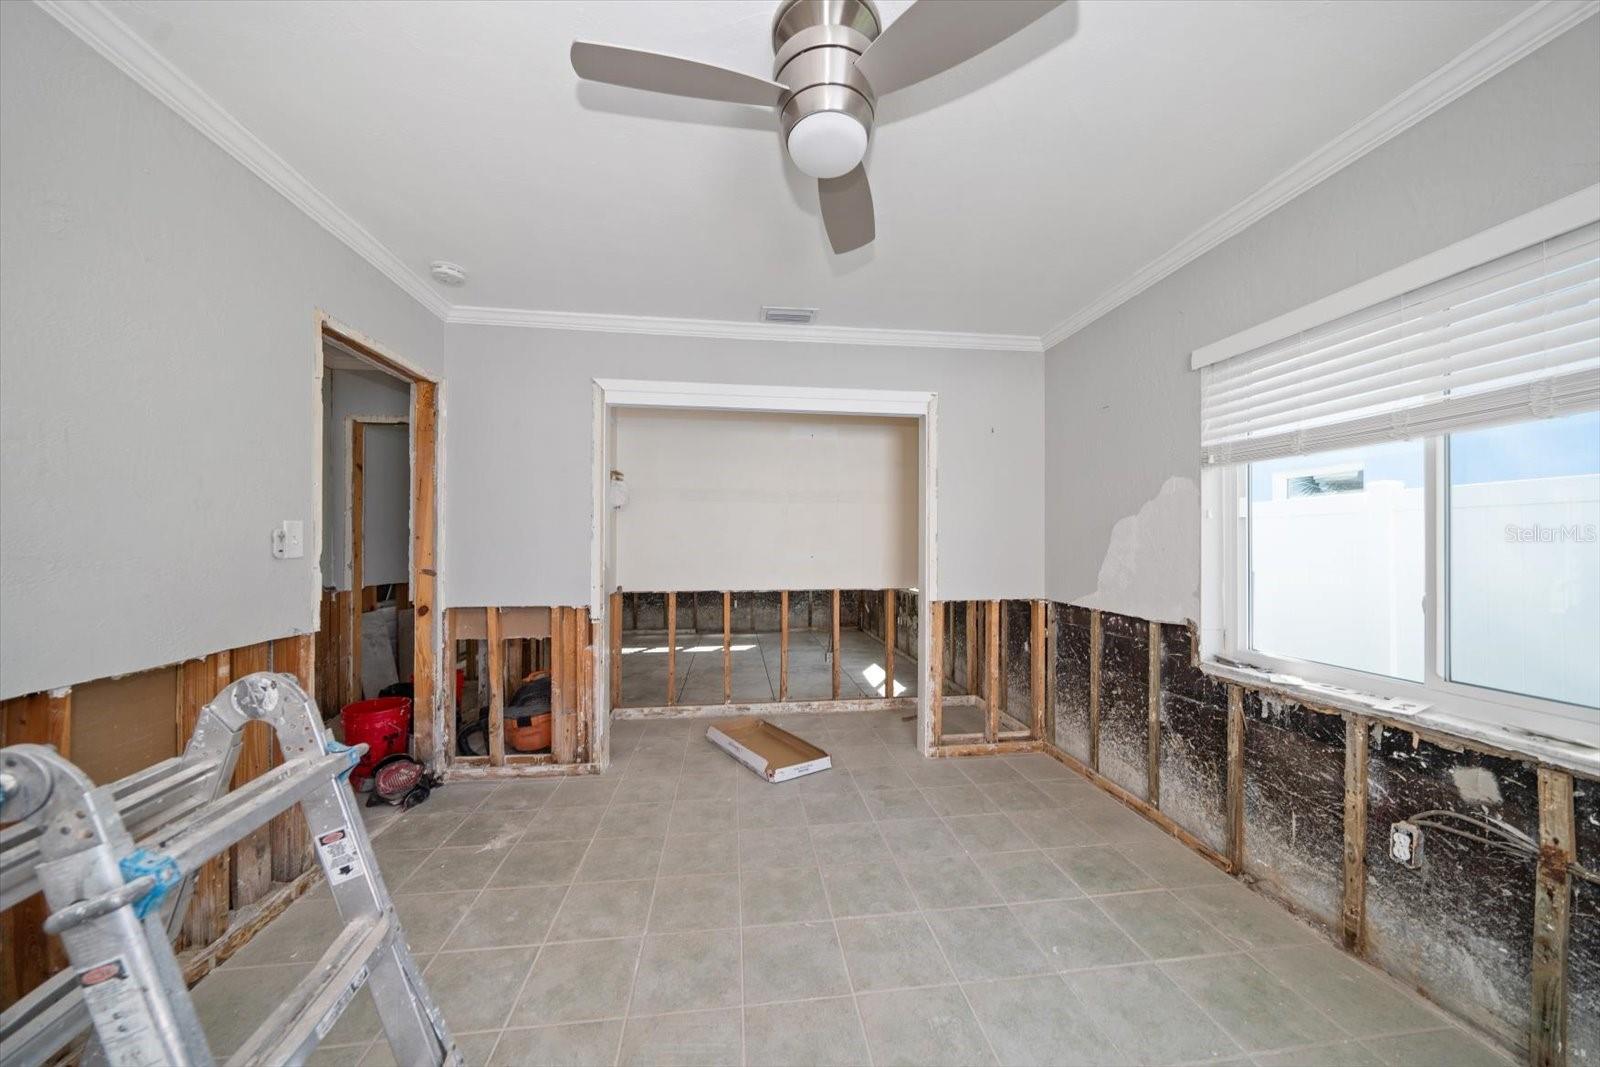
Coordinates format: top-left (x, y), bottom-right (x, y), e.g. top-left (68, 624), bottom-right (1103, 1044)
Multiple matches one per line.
top-left (1404, 809), bottom-right (1600, 886)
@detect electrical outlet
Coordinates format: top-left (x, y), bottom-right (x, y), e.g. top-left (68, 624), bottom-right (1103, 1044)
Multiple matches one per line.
top-left (272, 520), bottom-right (305, 560)
top-left (1390, 821), bottom-right (1424, 869)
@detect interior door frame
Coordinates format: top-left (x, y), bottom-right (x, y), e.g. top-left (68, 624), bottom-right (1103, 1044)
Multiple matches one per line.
top-left (590, 379), bottom-right (940, 762)
top-left (315, 313), bottom-right (443, 768)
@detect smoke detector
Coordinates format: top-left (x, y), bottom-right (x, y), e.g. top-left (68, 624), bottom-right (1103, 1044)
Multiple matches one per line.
top-left (761, 305), bottom-right (818, 324)
top-left (430, 261), bottom-right (468, 287)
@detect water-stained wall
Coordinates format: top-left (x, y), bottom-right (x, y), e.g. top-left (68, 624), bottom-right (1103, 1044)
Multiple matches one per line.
top-left (1364, 731), bottom-right (1539, 1052)
top-left (1242, 694), bottom-right (1346, 926)
top-left (1569, 774), bottom-right (1598, 1063)
top-left (1096, 611), bottom-right (1149, 799)
top-left (1052, 603), bottom-right (1093, 762)
top-left (1157, 622), bottom-right (1230, 855)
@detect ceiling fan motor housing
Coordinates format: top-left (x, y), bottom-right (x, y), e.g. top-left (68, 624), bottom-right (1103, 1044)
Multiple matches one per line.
top-left (771, 0), bottom-right (881, 145)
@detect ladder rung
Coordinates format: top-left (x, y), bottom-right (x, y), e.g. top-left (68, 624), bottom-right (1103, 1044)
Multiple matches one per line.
top-left (0, 968), bottom-right (86, 1067)
top-left (137, 750), bottom-right (360, 881)
top-left (226, 912), bottom-right (392, 1067)
top-left (0, 758), bottom-right (223, 911)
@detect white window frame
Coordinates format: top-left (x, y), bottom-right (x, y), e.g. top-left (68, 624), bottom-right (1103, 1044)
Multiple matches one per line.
top-left (1205, 433), bottom-right (1595, 743)
top-left (1197, 186), bottom-right (1600, 747)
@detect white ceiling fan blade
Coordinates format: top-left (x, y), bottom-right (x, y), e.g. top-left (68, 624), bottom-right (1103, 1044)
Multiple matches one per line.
top-left (855, 0), bottom-right (1067, 97)
top-left (571, 41), bottom-right (786, 108)
top-left (819, 166), bottom-right (874, 254)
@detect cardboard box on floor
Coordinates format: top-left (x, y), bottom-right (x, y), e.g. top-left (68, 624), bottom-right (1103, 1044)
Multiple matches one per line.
top-left (707, 717), bottom-right (831, 782)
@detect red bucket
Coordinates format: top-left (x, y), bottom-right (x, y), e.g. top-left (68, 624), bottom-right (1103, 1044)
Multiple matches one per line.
top-left (340, 696), bottom-right (412, 786)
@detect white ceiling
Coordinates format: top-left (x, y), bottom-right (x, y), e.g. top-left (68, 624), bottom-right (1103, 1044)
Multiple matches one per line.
top-left (89, 0), bottom-right (1552, 343)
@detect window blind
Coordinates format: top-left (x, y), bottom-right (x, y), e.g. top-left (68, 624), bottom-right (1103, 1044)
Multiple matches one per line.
top-left (1200, 221), bottom-right (1600, 465)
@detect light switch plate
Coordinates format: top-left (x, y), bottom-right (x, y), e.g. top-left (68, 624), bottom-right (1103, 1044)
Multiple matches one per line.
top-left (272, 520), bottom-right (305, 560)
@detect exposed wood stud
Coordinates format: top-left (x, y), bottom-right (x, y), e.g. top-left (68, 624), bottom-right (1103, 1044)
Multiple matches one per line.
top-left (1043, 604), bottom-right (1058, 747)
top-left (269, 635), bottom-right (314, 882)
top-left (985, 600), bottom-right (1001, 743)
top-left (884, 589), bottom-right (896, 698)
top-left (552, 607), bottom-right (582, 763)
top-left (779, 591), bottom-right (790, 702)
top-left (609, 592), bottom-right (623, 710)
top-left (1088, 609), bottom-right (1103, 771)
top-left (1226, 684), bottom-right (1246, 873)
top-left (410, 379), bottom-right (439, 769)
top-left (1532, 767), bottom-right (1575, 1067)
top-left (932, 739), bottom-right (1043, 759)
top-left (966, 601), bottom-right (978, 695)
top-left (576, 612), bottom-right (595, 764)
top-left (179, 652), bottom-right (232, 949)
top-left (1341, 715), bottom-right (1370, 955)
top-left (666, 592), bottom-right (678, 707)
top-left (1032, 601), bottom-right (1047, 742)
top-left (1147, 620), bottom-right (1161, 808)
top-left (2, 692), bottom-right (56, 998)
top-left (486, 608), bottom-right (506, 767)
top-left (334, 588), bottom-right (354, 711)
top-left (831, 590), bottom-right (842, 700)
top-left (929, 600), bottom-right (945, 748)
top-left (229, 642), bottom-right (274, 909)
top-left (722, 591), bottom-right (733, 704)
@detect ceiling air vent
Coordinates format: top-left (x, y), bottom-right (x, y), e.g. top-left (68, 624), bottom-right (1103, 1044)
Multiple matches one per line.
top-left (761, 306), bottom-right (818, 325)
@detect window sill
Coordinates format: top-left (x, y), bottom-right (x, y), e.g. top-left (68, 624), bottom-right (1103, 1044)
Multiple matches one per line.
top-left (1199, 658), bottom-right (1600, 778)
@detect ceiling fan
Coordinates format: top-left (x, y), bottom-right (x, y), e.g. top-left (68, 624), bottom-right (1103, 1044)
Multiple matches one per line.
top-left (571, 0), bottom-right (1067, 254)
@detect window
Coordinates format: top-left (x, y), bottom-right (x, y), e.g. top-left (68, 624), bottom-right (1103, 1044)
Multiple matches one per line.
top-left (1200, 210), bottom-right (1600, 741)
top-left (1248, 440), bottom-right (1425, 682)
top-left (1447, 412), bottom-right (1599, 707)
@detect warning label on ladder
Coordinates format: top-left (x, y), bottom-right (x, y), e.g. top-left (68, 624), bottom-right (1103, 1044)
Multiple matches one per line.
top-left (315, 826), bottom-right (365, 885)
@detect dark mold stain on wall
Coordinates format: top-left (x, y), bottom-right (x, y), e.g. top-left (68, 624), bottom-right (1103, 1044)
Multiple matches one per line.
top-left (1157, 624), bottom-right (1230, 855)
top-left (946, 603), bottom-right (971, 694)
top-left (629, 591), bottom-right (666, 631)
top-left (1096, 611), bottom-right (1149, 800)
top-left (1003, 600), bottom-right (1033, 725)
top-left (896, 590), bottom-right (918, 659)
top-left (1364, 730), bottom-right (1538, 1053)
top-left (745, 590), bottom-right (784, 632)
top-left (693, 590), bottom-right (721, 633)
top-left (1241, 693), bottom-right (1345, 926)
top-left (1053, 604), bottom-right (1092, 762)
top-left (1572, 774), bottom-right (1599, 1064)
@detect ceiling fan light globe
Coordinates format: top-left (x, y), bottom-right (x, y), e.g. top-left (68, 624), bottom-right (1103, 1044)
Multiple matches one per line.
top-left (786, 111), bottom-right (867, 180)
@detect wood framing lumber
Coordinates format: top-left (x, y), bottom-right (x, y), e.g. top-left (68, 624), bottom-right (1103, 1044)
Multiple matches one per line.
top-left (780, 591), bottom-right (790, 701)
top-left (929, 600), bottom-right (944, 748)
top-left (1088, 610), bottom-right (1102, 770)
top-left (577, 612), bottom-right (595, 763)
top-left (229, 642), bottom-right (274, 909)
top-left (1226, 684), bottom-right (1246, 873)
top-left (269, 635), bottom-right (314, 882)
top-left (410, 380), bottom-right (439, 768)
top-left (932, 739), bottom-right (1044, 758)
top-left (884, 589), bottom-right (896, 698)
top-left (666, 592), bottom-right (678, 706)
top-left (609, 592), bottom-right (623, 709)
top-left (1033, 602), bottom-right (1048, 742)
top-left (615, 697), bottom-right (916, 720)
top-left (722, 591), bottom-right (733, 704)
top-left (553, 607), bottom-right (581, 763)
top-left (1146, 619), bottom-right (1161, 807)
top-left (985, 600), bottom-right (1001, 743)
top-left (1532, 768), bottom-right (1575, 1067)
top-left (1342, 715), bottom-right (1369, 954)
top-left (486, 608), bottom-right (507, 766)
top-left (179, 652), bottom-right (232, 949)
top-left (831, 590), bottom-right (842, 700)
top-left (966, 601), bottom-right (978, 695)
top-left (1043, 604), bottom-right (1058, 747)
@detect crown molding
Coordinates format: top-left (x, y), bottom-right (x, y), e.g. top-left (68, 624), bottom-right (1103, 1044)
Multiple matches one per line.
top-left (1039, 0), bottom-right (1600, 352)
top-left (36, 0), bottom-right (1597, 355)
top-left (36, 0), bottom-right (452, 320)
top-left (445, 304), bottom-right (1044, 352)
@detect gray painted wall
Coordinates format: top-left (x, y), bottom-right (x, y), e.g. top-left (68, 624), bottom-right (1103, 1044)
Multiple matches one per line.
top-left (441, 324), bottom-right (1046, 607)
top-left (1043, 18), bottom-right (1600, 623)
top-left (0, 3), bottom-right (444, 697)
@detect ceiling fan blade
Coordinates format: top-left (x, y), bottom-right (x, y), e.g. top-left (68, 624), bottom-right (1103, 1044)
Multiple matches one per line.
top-left (854, 0), bottom-right (1067, 97)
top-left (571, 41), bottom-right (785, 108)
top-left (819, 166), bottom-right (874, 254)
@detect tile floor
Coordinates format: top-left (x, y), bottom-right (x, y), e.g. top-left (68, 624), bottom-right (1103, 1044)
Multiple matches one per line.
top-left (616, 630), bottom-right (918, 707)
top-left (193, 711), bottom-right (1515, 1066)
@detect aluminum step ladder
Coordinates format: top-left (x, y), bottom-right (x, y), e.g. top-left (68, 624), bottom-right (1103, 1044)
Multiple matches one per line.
top-left (0, 671), bottom-right (460, 1067)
